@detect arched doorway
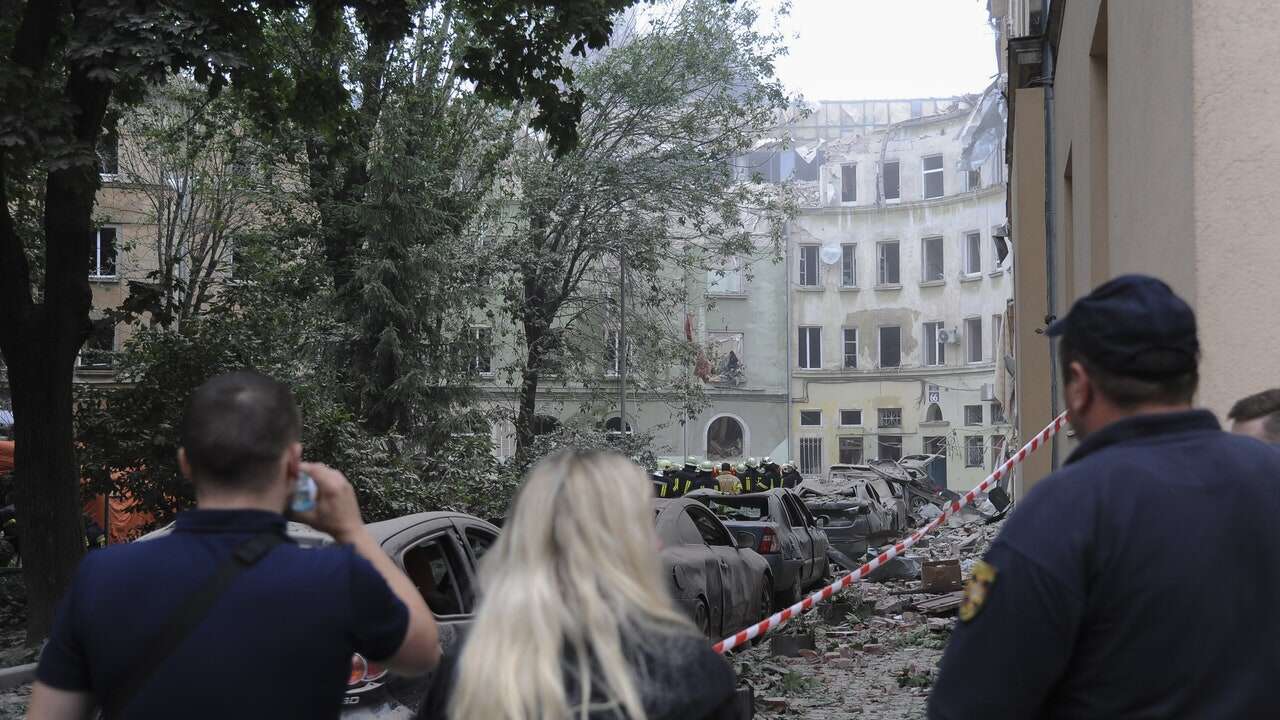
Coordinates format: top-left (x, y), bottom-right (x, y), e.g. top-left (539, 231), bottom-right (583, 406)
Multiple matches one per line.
top-left (925, 403), bottom-right (944, 422)
top-left (705, 415), bottom-right (746, 460)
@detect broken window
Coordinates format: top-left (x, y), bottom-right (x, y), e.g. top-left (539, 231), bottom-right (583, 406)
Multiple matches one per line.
top-left (964, 231), bottom-right (983, 276)
top-left (604, 416), bottom-right (633, 436)
top-left (923, 154), bottom-right (944, 199)
top-left (877, 408), bottom-right (902, 428)
top-left (878, 435), bottom-right (903, 461)
top-left (923, 321), bottom-right (945, 366)
top-left (883, 161), bottom-right (900, 201)
top-left (879, 326), bottom-right (901, 368)
top-left (922, 236), bottom-right (944, 282)
top-left (798, 326), bottom-right (821, 369)
top-left (925, 403), bottom-right (944, 423)
top-left (799, 437), bottom-right (823, 476)
top-left (839, 409), bottom-right (862, 426)
top-left (798, 245), bottom-right (819, 287)
top-left (840, 163), bottom-right (856, 202)
top-left (990, 435), bottom-right (1007, 469)
top-left (799, 410), bottom-right (822, 427)
top-left (89, 227), bottom-right (118, 278)
top-left (992, 234), bottom-right (1010, 268)
top-left (964, 405), bottom-right (983, 426)
top-left (965, 168), bottom-right (981, 191)
top-left (841, 244), bottom-right (856, 287)
top-left (706, 416), bottom-right (744, 460)
top-left (78, 319), bottom-right (115, 370)
top-left (965, 317), bottom-right (983, 363)
top-left (965, 436), bottom-right (984, 467)
top-left (992, 314), bottom-right (1004, 364)
top-left (991, 401), bottom-right (1006, 424)
top-left (838, 436), bottom-right (864, 464)
top-left (877, 241), bottom-right (900, 285)
top-left (469, 326), bottom-right (493, 376)
top-left (842, 328), bottom-right (858, 368)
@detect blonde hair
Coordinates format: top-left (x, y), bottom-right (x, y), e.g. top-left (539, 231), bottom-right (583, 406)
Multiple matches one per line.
top-left (448, 450), bottom-right (695, 720)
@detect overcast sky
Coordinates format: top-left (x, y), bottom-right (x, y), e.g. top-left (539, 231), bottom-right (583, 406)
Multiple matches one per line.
top-left (758, 0), bottom-right (998, 102)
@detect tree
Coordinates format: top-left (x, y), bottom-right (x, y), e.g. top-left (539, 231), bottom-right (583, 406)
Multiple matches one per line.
top-left (0, 0), bottom-right (646, 642)
top-left (495, 0), bottom-right (793, 463)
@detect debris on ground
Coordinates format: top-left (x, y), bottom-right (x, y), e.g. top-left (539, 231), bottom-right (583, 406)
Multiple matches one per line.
top-left (736, 516), bottom-right (1005, 719)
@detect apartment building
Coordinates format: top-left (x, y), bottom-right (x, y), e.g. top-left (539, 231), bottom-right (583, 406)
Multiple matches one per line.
top-left (784, 97), bottom-right (1013, 491)
top-left (994, 0), bottom-right (1280, 496)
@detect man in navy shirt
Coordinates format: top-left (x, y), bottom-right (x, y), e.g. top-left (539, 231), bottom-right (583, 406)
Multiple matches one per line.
top-left (929, 275), bottom-right (1280, 719)
top-left (30, 371), bottom-right (440, 719)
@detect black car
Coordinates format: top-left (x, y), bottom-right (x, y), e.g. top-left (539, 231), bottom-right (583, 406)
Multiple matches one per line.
top-left (654, 498), bottom-right (773, 638)
top-left (141, 511), bottom-right (499, 718)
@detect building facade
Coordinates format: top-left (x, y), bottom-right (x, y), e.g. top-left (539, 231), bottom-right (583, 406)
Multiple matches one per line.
top-left (995, 0), bottom-right (1280, 496)
top-left (785, 102), bottom-right (1013, 492)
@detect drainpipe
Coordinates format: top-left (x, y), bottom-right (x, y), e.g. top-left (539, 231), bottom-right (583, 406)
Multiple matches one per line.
top-left (1041, 37), bottom-right (1061, 470)
top-left (784, 220), bottom-right (793, 462)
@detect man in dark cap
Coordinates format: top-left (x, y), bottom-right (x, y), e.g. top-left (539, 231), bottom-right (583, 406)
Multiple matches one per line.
top-left (929, 275), bottom-right (1280, 719)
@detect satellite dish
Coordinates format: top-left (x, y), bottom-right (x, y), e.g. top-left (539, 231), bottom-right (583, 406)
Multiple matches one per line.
top-left (819, 244), bottom-right (843, 265)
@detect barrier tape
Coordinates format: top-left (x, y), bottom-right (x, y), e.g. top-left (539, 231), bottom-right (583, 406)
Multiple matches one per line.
top-left (714, 411), bottom-right (1069, 654)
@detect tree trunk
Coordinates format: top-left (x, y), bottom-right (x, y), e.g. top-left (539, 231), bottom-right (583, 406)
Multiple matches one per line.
top-left (513, 360), bottom-right (541, 470)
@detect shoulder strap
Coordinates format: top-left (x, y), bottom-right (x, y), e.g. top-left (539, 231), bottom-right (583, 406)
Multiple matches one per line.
top-left (106, 532), bottom-right (285, 718)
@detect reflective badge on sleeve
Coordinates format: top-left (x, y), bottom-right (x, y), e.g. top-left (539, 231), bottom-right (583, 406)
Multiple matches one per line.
top-left (959, 560), bottom-right (998, 622)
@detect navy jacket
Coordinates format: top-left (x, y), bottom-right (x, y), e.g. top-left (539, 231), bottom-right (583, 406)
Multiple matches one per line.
top-left (929, 410), bottom-right (1280, 719)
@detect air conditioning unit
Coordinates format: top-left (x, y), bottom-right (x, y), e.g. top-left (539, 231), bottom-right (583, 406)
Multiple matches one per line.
top-left (935, 329), bottom-right (951, 344)
top-left (980, 383), bottom-right (996, 401)
top-left (940, 327), bottom-right (961, 345)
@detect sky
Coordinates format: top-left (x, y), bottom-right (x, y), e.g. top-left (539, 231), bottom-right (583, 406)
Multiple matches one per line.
top-left (758, 0), bottom-right (999, 102)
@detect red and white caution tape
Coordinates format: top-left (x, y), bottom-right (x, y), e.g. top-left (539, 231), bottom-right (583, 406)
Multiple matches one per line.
top-left (714, 411), bottom-right (1069, 654)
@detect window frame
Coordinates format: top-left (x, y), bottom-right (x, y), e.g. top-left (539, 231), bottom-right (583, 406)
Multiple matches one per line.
top-left (706, 256), bottom-right (745, 295)
top-left (922, 321), bottom-right (946, 367)
top-left (604, 327), bottom-right (621, 377)
top-left (876, 240), bottom-right (901, 286)
top-left (798, 245), bottom-right (820, 287)
top-left (964, 167), bottom-right (981, 192)
top-left (922, 154), bottom-right (945, 199)
top-left (686, 506), bottom-right (734, 547)
top-left (89, 227), bottom-right (119, 280)
top-left (877, 407), bottom-right (903, 429)
top-left (921, 235), bottom-right (945, 283)
top-left (964, 316), bottom-right (984, 364)
top-left (77, 319), bottom-right (116, 370)
top-left (882, 160), bottom-right (901, 201)
top-left (840, 243), bottom-right (857, 288)
top-left (799, 436), bottom-right (824, 476)
top-left (878, 325), bottom-right (902, 369)
top-left (877, 435), bottom-right (903, 461)
top-left (799, 409), bottom-right (823, 427)
top-left (469, 326), bottom-right (494, 377)
top-left (842, 327), bottom-right (858, 369)
top-left (798, 326), bottom-right (822, 370)
top-left (838, 409), bottom-right (863, 427)
top-left (963, 231), bottom-right (983, 277)
top-left (964, 404), bottom-right (984, 426)
top-left (398, 531), bottom-right (473, 618)
top-left (838, 435), bottom-right (865, 465)
top-left (839, 162), bottom-right (857, 203)
top-left (965, 436), bottom-right (985, 467)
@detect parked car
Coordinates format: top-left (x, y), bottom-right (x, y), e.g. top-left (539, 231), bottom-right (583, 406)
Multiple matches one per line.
top-left (140, 511), bottom-right (500, 718)
top-left (690, 488), bottom-right (831, 605)
top-left (795, 464), bottom-right (907, 561)
top-left (653, 497), bottom-right (774, 638)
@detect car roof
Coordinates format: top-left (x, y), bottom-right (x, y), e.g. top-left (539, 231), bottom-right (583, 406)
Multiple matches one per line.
top-left (365, 511), bottom-right (491, 542)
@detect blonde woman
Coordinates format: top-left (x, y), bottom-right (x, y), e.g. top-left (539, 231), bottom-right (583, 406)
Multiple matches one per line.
top-left (417, 449), bottom-right (743, 720)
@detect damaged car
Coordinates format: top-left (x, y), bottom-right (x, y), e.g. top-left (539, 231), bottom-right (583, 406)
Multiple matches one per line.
top-left (689, 488), bottom-right (831, 605)
top-left (654, 498), bottom-right (774, 638)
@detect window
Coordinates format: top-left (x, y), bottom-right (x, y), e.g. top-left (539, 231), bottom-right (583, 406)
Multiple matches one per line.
top-left (799, 410), bottom-right (822, 427)
top-left (965, 317), bottom-right (983, 363)
top-left (964, 231), bottom-right (982, 276)
top-left (799, 437), bottom-right (823, 476)
top-left (707, 416), bottom-right (745, 460)
top-left (924, 403), bottom-right (943, 423)
top-left (604, 416), bottom-right (633, 436)
top-left (842, 328), bottom-right (858, 368)
top-left (877, 408), bottom-right (902, 428)
top-left (993, 314), bottom-right (1004, 362)
top-left (469, 327), bottom-right (493, 376)
top-left (965, 168), bottom-right (981, 191)
top-left (78, 320), bottom-right (115, 370)
top-left (605, 328), bottom-right (621, 376)
top-left (877, 241), bottom-right (900, 285)
top-left (89, 228), bottom-right (118, 278)
top-left (879, 326), bottom-right (901, 368)
top-left (878, 435), bottom-right (903, 461)
top-left (883, 161), bottom-right (900, 201)
top-left (839, 409), bottom-right (862, 427)
top-left (922, 236), bottom-right (944, 282)
top-left (98, 130), bottom-right (119, 176)
top-left (923, 321), bottom-right (945, 366)
top-left (798, 326), bottom-right (821, 369)
top-left (402, 535), bottom-right (471, 617)
top-left (687, 507), bottom-right (733, 546)
top-left (991, 401), bottom-right (1006, 424)
top-left (923, 154), bottom-right (944, 199)
top-left (991, 435), bottom-right (1007, 468)
top-left (966, 436), bottom-right (984, 467)
top-left (964, 405), bottom-right (983, 426)
top-left (840, 163), bottom-right (856, 202)
top-left (838, 436), bottom-right (864, 464)
top-left (798, 245), bottom-right (819, 287)
top-left (993, 234), bottom-right (1010, 268)
top-left (465, 528), bottom-right (497, 564)
top-left (841, 244), bottom-right (857, 287)
top-left (707, 256), bottom-right (744, 294)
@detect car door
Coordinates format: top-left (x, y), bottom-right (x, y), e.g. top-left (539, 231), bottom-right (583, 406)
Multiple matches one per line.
top-left (452, 518), bottom-right (499, 610)
top-left (382, 524), bottom-right (477, 711)
top-left (792, 493), bottom-right (830, 584)
top-left (685, 504), bottom-right (749, 631)
top-left (777, 493), bottom-right (814, 585)
top-left (664, 505), bottom-right (727, 636)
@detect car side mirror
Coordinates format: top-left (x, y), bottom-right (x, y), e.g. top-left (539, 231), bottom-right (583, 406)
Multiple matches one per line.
top-left (815, 515), bottom-right (829, 528)
top-left (734, 531), bottom-right (756, 550)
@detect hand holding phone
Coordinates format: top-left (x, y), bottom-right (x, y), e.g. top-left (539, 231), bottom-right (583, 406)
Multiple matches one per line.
top-left (291, 472), bottom-right (317, 514)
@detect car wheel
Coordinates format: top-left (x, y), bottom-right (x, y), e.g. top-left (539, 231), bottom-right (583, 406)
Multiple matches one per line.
top-left (776, 575), bottom-right (802, 608)
top-left (693, 596), bottom-right (712, 637)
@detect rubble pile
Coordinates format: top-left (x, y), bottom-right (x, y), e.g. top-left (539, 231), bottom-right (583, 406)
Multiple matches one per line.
top-left (734, 517), bottom-right (1005, 719)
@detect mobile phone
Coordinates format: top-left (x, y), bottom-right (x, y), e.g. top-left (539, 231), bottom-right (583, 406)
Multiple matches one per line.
top-left (291, 471), bottom-right (318, 514)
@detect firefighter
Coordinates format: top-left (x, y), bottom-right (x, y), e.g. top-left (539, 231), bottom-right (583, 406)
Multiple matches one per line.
top-left (761, 457), bottom-right (783, 490)
top-left (651, 459), bottom-right (674, 497)
top-left (667, 457), bottom-right (698, 497)
top-left (695, 461), bottom-right (717, 491)
top-left (740, 457), bottom-right (762, 493)
top-left (781, 462), bottom-right (803, 488)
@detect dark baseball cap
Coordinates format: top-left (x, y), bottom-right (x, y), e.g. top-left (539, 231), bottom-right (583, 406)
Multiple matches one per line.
top-left (1047, 274), bottom-right (1199, 377)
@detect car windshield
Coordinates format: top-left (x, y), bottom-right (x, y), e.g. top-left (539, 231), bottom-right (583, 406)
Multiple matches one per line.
top-left (705, 497), bottom-right (769, 521)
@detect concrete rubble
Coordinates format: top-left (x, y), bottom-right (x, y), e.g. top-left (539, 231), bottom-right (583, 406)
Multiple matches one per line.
top-left (732, 517), bottom-right (1005, 719)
